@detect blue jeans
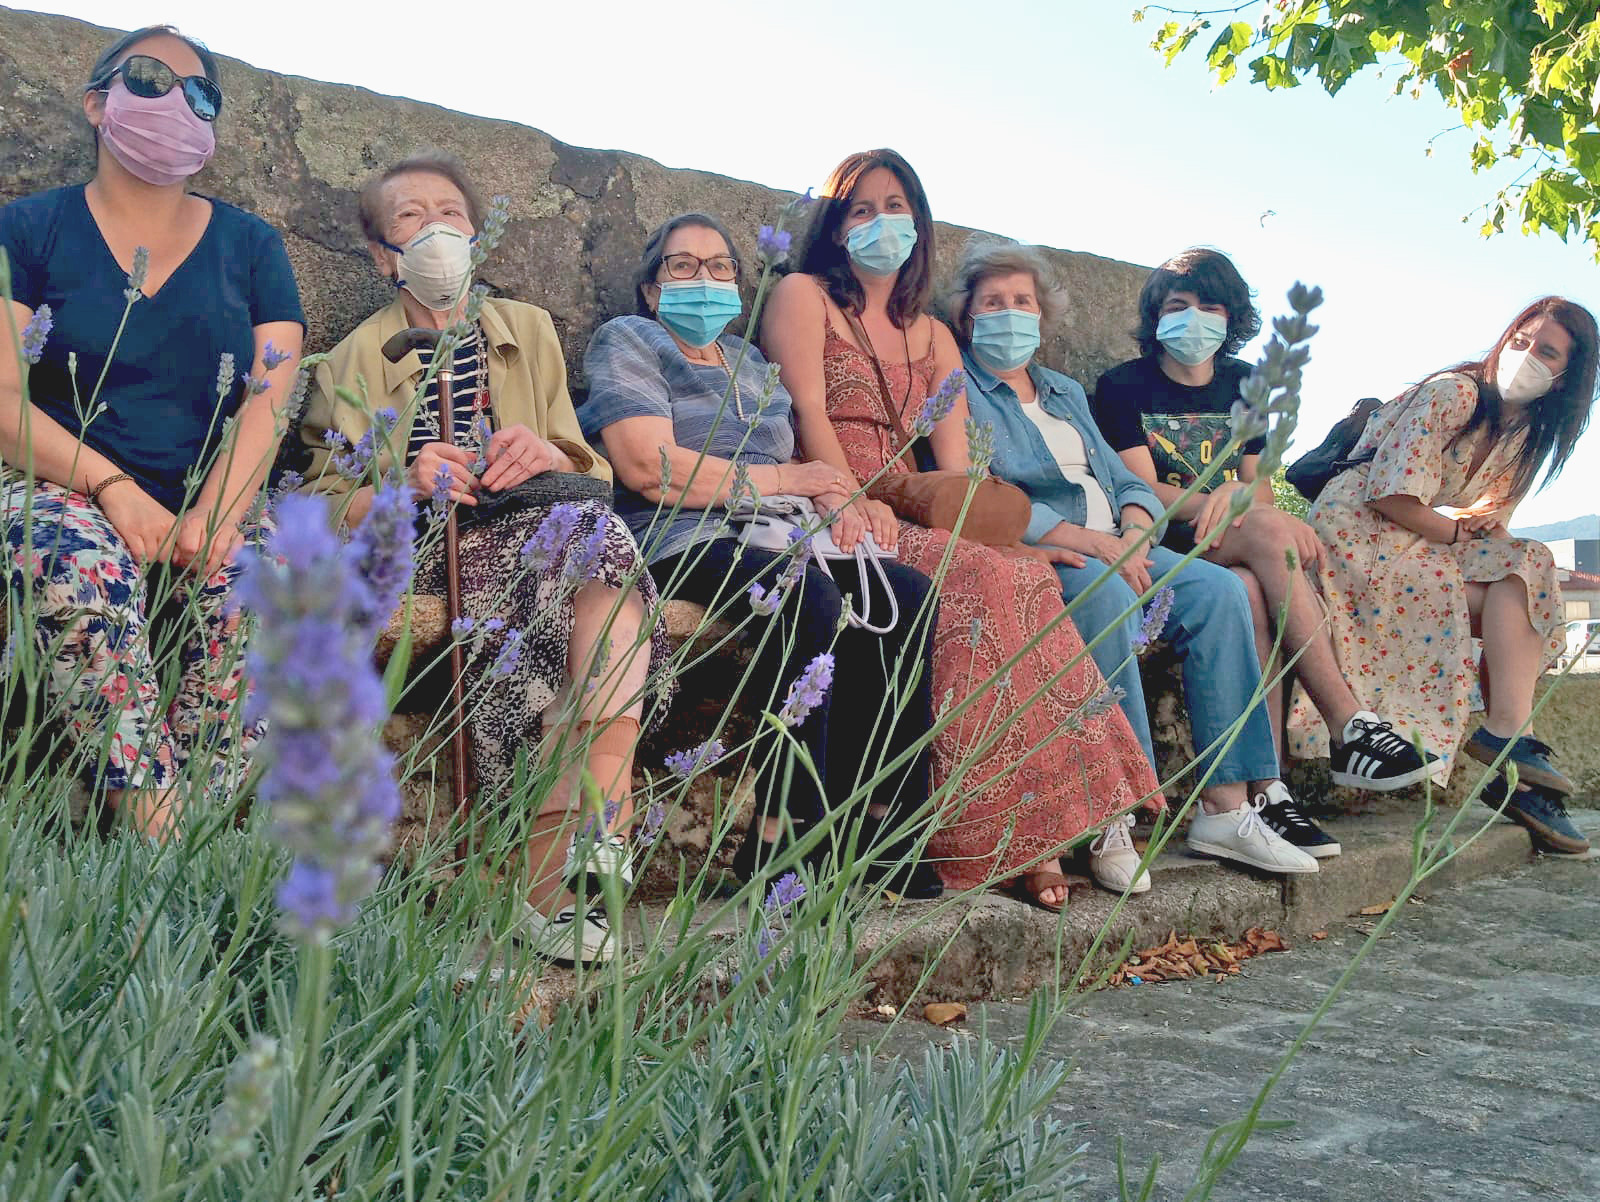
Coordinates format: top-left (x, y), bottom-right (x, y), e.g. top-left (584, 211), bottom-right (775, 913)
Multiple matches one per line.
top-left (1054, 545), bottom-right (1279, 787)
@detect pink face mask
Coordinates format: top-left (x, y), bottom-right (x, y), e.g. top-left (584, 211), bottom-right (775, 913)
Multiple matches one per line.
top-left (98, 81), bottom-right (215, 187)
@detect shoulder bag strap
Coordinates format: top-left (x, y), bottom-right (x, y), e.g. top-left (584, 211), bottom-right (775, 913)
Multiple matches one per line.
top-left (837, 300), bottom-right (918, 457)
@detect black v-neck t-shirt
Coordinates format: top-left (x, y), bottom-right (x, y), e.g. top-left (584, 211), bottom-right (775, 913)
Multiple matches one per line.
top-left (1, 185), bottom-right (304, 510)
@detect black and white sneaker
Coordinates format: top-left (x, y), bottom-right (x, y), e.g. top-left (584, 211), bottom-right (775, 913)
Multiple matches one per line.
top-left (1256, 781), bottom-right (1341, 858)
top-left (1329, 712), bottom-right (1439, 791)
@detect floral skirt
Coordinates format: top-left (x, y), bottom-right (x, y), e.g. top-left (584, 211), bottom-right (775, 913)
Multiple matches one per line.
top-left (2, 477), bottom-right (260, 794)
top-left (414, 499), bottom-right (674, 802)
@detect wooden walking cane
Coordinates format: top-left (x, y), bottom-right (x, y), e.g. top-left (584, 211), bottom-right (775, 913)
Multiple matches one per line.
top-left (381, 328), bottom-right (472, 821)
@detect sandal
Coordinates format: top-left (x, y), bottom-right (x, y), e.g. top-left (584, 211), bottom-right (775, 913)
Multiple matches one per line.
top-left (1004, 869), bottom-right (1071, 914)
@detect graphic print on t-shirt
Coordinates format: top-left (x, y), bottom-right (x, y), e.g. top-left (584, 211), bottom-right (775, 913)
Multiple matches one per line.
top-left (1140, 412), bottom-right (1246, 488)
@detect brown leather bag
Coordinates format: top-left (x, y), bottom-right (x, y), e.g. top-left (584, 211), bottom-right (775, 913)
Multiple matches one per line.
top-left (840, 307), bottom-right (1031, 546)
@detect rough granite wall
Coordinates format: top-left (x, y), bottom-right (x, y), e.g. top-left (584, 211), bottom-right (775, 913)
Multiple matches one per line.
top-left (0, 5), bottom-right (1150, 389)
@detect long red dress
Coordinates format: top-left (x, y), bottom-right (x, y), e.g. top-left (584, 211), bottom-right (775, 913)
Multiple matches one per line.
top-left (820, 314), bottom-right (1160, 890)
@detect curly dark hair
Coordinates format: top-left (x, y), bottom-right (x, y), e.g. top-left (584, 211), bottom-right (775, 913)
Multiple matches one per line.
top-left (1428, 296), bottom-right (1599, 498)
top-left (1133, 247), bottom-right (1260, 359)
top-left (794, 149), bottom-right (935, 329)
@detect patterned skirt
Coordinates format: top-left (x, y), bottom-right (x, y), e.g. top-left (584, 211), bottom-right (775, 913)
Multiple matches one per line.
top-left (414, 499), bottom-right (674, 801)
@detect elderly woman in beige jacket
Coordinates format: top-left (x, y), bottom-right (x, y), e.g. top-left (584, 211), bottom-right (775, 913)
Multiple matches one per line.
top-left (300, 154), bottom-right (671, 963)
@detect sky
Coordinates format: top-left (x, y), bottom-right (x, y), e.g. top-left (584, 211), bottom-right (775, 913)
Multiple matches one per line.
top-left (29, 0), bottom-right (1600, 526)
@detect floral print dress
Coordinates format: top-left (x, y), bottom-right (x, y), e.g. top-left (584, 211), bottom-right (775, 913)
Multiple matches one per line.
top-left (1287, 374), bottom-right (1565, 780)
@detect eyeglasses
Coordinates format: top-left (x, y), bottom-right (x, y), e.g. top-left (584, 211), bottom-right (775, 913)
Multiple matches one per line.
top-left (92, 55), bottom-right (223, 122)
top-left (661, 253), bottom-right (738, 282)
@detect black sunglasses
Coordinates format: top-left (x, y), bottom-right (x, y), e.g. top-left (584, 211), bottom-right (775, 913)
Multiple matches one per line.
top-left (92, 54), bottom-right (222, 122)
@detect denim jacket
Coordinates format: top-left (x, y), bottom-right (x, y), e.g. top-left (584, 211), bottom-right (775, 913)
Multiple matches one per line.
top-left (962, 351), bottom-right (1165, 545)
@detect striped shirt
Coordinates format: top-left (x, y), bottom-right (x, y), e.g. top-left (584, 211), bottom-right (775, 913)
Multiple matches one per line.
top-left (579, 315), bottom-right (796, 564)
top-left (405, 326), bottom-right (489, 465)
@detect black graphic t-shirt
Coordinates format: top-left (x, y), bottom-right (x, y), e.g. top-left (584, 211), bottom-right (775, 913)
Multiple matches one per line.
top-left (1090, 355), bottom-right (1265, 490)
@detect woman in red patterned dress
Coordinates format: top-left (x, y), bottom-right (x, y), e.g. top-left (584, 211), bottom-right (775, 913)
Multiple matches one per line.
top-left (762, 150), bottom-right (1161, 908)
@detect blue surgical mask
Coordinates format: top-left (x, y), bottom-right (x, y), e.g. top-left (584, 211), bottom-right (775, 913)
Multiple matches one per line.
top-left (970, 309), bottom-right (1041, 372)
top-left (655, 279), bottom-right (743, 348)
top-left (1155, 307), bottom-right (1228, 366)
top-left (844, 212), bottom-right (918, 276)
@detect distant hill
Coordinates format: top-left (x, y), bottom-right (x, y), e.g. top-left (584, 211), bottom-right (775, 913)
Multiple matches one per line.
top-left (1511, 515), bottom-right (1599, 541)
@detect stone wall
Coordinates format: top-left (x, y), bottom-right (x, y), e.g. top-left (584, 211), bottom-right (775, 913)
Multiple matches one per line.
top-left (0, 5), bottom-right (1151, 387)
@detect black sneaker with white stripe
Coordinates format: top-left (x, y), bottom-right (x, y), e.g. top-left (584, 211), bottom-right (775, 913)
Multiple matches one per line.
top-left (1329, 712), bottom-right (1438, 791)
top-left (1257, 782), bottom-right (1341, 858)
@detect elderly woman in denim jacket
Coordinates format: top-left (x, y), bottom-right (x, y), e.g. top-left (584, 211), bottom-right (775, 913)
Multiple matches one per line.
top-left (950, 239), bottom-right (1328, 884)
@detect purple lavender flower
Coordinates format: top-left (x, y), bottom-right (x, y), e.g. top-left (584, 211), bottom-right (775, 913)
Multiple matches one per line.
top-left (520, 503), bottom-right (583, 570)
top-left (756, 224), bottom-right (792, 265)
top-left (450, 616), bottom-right (475, 640)
top-left (1132, 585), bottom-right (1175, 653)
top-left (267, 470), bottom-right (304, 520)
top-left (346, 480), bottom-right (417, 640)
top-left (779, 652), bottom-right (834, 727)
top-left (965, 417), bottom-right (995, 480)
top-left (636, 803), bottom-right (666, 847)
top-left (261, 341), bottom-right (293, 371)
top-left (124, 246), bottom-right (149, 301)
top-left (328, 409), bottom-right (400, 481)
top-left (764, 871), bottom-right (806, 914)
top-left (215, 352), bottom-right (236, 403)
top-left (1080, 684), bottom-right (1126, 722)
top-left (234, 492), bottom-right (405, 939)
top-left (911, 369), bottom-right (965, 438)
top-left (755, 927), bottom-right (775, 960)
top-left (428, 464), bottom-right (453, 523)
top-left (664, 738), bottom-right (728, 778)
top-left (748, 581), bottom-right (784, 616)
top-left (564, 516), bottom-right (610, 583)
top-left (490, 627), bottom-right (524, 678)
top-left (19, 304), bottom-right (52, 365)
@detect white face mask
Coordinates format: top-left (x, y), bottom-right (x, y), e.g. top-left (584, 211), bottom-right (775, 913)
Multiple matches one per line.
top-left (387, 222), bottom-right (474, 312)
top-left (1495, 347), bottom-right (1558, 405)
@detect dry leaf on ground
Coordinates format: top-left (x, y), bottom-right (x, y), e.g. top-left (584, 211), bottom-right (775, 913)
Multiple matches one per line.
top-left (924, 1002), bottom-right (968, 1027)
top-left (1358, 901), bottom-right (1393, 916)
top-left (1106, 926), bottom-right (1289, 987)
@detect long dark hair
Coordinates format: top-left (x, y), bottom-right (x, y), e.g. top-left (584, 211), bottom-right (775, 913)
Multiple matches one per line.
top-left (1428, 296), bottom-right (1598, 497)
top-left (1134, 247), bottom-right (1261, 359)
top-left (795, 149), bottom-right (934, 329)
top-left (87, 25), bottom-right (221, 90)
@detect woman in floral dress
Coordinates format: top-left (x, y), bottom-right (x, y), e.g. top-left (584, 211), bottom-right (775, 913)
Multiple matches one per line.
top-left (763, 149), bottom-right (1160, 908)
top-left (1288, 297), bottom-right (1597, 855)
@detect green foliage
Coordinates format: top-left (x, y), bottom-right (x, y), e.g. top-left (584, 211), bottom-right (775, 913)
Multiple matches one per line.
top-left (1268, 466), bottom-right (1310, 518)
top-left (1138, 1), bottom-right (1600, 254)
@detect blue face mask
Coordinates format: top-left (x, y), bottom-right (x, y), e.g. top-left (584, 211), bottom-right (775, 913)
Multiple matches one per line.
top-left (844, 212), bottom-right (918, 276)
top-left (970, 308), bottom-right (1041, 372)
top-left (655, 279), bottom-right (744, 348)
top-left (1156, 307), bottom-right (1228, 366)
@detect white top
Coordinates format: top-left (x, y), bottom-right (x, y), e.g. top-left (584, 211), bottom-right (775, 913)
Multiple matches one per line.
top-left (1020, 401), bottom-right (1118, 533)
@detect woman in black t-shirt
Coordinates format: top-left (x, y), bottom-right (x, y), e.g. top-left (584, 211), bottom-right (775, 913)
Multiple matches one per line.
top-left (1090, 248), bottom-right (1436, 826)
top-left (0, 25), bottom-right (305, 838)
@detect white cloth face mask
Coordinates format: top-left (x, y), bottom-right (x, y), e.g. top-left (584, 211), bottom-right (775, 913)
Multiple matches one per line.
top-left (1495, 347), bottom-right (1557, 405)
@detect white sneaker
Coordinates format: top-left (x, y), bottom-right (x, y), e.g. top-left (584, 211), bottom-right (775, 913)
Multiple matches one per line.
top-left (566, 831), bottom-right (634, 889)
top-left (1088, 814), bottom-right (1151, 894)
top-left (515, 900), bottom-right (617, 964)
top-left (1186, 797), bottom-right (1320, 874)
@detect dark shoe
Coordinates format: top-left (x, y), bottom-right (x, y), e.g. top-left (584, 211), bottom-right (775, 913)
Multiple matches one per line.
top-left (1463, 729), bottom-right (1574, 796)
top-left (1486, 783), bottom-right (1590, 856)
top-left (855, 813), bottom-right (944, 901)
top-left (1329, 712), bottom-right (1438, 791)
top-left (730, 816), bottom-right (804, 885)
top-left (1256, 783), bottom-right (1342, 858)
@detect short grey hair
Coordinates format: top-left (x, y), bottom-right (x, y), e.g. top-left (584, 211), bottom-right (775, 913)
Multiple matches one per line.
top-left (944, 236), bottom-right (1068, 347)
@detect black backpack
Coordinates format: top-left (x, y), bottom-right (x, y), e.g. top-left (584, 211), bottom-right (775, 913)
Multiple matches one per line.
top-left (1285, 397), bottom-right (1384, 502)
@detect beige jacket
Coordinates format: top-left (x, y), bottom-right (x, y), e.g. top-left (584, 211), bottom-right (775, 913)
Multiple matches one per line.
top-left (300, 296), bottom-right (608, 499)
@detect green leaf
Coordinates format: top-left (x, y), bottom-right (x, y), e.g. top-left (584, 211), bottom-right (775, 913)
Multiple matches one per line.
top-left (383, 592), bottom-right (417, 712)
